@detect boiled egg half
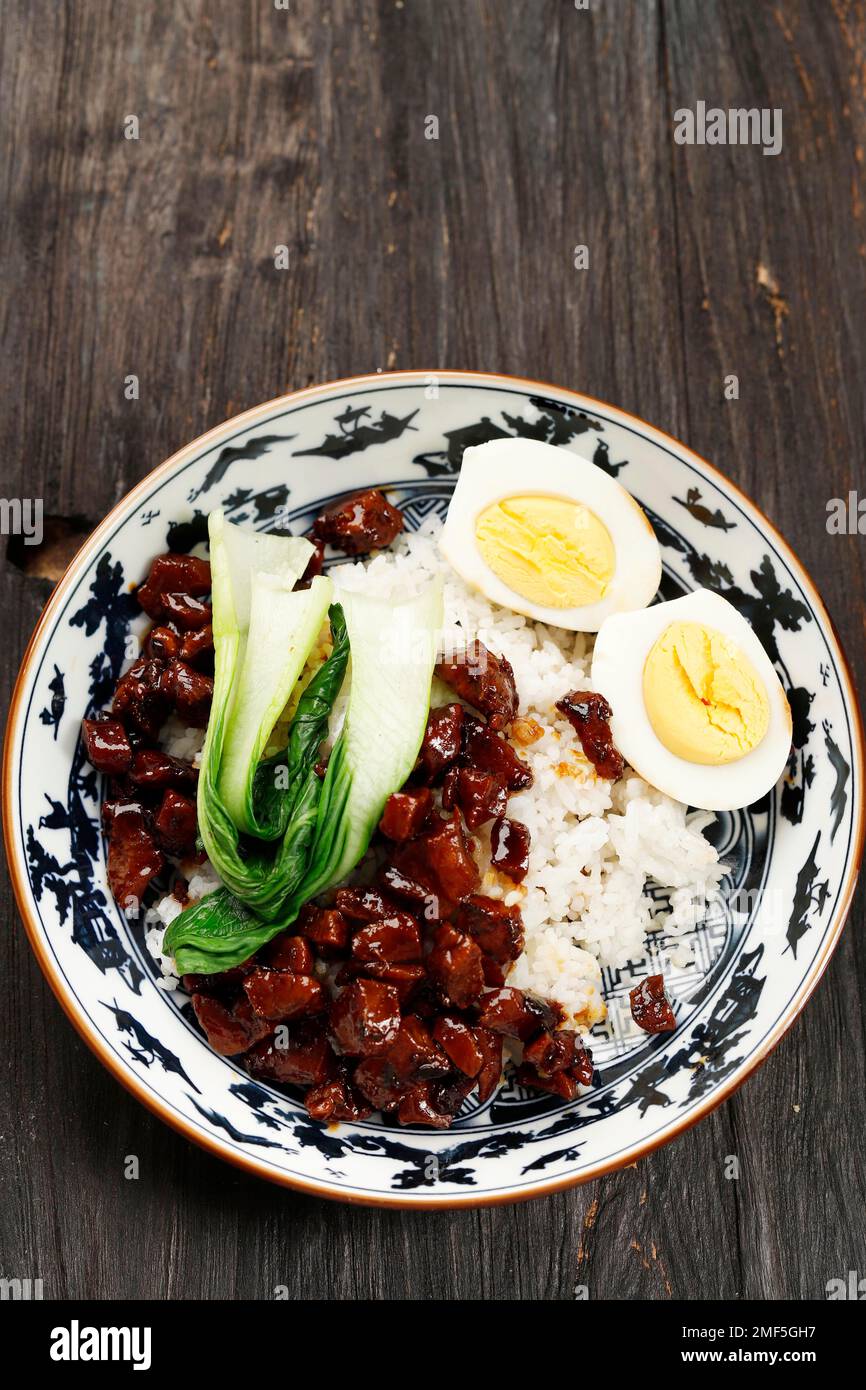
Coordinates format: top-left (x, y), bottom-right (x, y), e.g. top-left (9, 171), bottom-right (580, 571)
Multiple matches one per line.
top-left (591, 589), bottom-right (792, 810)
top-left (439, 439), bottom-right (662, 631)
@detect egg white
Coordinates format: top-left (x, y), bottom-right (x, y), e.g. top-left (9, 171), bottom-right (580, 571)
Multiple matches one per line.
top-left (438, 439), bottom-right (662, 631)
top-left (590, 589), bottom-right (793, 811)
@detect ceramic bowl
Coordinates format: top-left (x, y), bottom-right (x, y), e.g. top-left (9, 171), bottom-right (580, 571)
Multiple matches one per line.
top-left (4, 371), bottom-right (863, 1206)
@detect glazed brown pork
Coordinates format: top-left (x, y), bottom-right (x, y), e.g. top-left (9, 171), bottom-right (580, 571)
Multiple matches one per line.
top-left (490, 816), bottom-right (531, 883)
top-left (136, 552), bottom-right (212, 618)
top-left (191, 993), bottom-right (273, 1057)
top-left (378, 787), bottom-right (432, 842)
top-left (187, 701), bottom-right (592, 1127)
top-left (112, 657), bottom-right (173, 739)
top-left (629, 974), bottom-right (677, 1033)
top-left (103, 801), bottom-right (165, 913)
top-left (246, 1024), bottom-right (335, 1087)
top-left (555, 690), bottom-right (624, 781)
top-left (244, 968), bottom-right (325, 1022)
top-left (81, 717), bottom-right (133, 776)
top-left (311, 488), bottom-right (404, 556)
top-left (86, 531), bottom-right (596, 1126)
top-left (84, 550), bottom-right (216, 912)
top-left (436, 640), bottom-right (518, 730)
top-left (128, 748), bottom-right (198, 791)
top-left (442, 766), bottom-right (507, 830)
top-left (460, 713), bottom-right (533, 790)
top-left (455, 895), bottom-right (524, 965)
top-left (153, 789), bottom-right (198, 854)
top-left (415, 702), bottom-right (464, 783)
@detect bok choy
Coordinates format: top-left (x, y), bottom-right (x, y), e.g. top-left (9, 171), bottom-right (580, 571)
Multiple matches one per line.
top-left (164, 550), bottom-right (443, 976)
top-left (298, 580), bottom-right (444, 901)
top-left (179, 509), bottom-right (336, 912)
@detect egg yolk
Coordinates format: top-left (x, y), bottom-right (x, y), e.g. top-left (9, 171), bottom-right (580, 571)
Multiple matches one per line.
top-left (474, 494), bottom-right (616, 608)
top-left (643, 621), bottom-right (770, 765)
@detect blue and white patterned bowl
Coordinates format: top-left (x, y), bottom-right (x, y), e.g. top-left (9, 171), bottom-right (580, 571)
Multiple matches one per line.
top-left (4, 371), bottom-right (863, 1207)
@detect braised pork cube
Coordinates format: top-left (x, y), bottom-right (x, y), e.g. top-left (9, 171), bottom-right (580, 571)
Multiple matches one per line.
top-left (112, 657), bottom-right (172, 739)
top-left (162, 659), bottom-right (214, 727)
top-left (474, 1027), bottom-right (504, 1103)
top-left (192, 993), bottom-right (273, 1056)
top-left (329, 979), bottom-right (401, 1057)
top-left (161, 592), bottom-right (212, 631)
top-left (555, 690), bottom-right (624, 781)
top-left (416, 703), bottom-right (463, 783)
top-left (516, 1064), bottom-right (580, 1101)
top-left (427, 925), bottom-right (485, 1008)
top-left (477, 986), bottom-right (564, 1041)
top-left (397, 1082), bottom-right (452, 1129)
top-left (81, 717), bottom-right (133, 775)
top-left (335, 885), bottom-right (402, 923)
top-left (243, 968), bottom-right (324, 1022)
top-left (630, 975), bottom-right (677, 1034)
top-left (103, 801), bottom-right (164, 914)
top-left (245, 1021), bottom-right (336, 1087)
top-left (352, 1055), bottom-right (405, 1112)
top-left (523, 1029), bottom-right (589, 1078)
top-left (379, 863), bottom-right (443, 923)
top-left (481, 957), bottom-right (506, 988)
top-left (351, 913), bottom-right (421, 964)
top-left (385, 1017), bottom-right (451, 1082)
top-left (299, 905), bottom-right (350, 956)
top-left (178, 624), bottom-right (214, 663)
top-left (436, 640), bottom-right (518, 731)
top-left (379, 787), bottom-right (432, 842)
top-left (136, 553), bottom-right (212, 618)
top-left (337, 960), bottom-right (426, 1007)
top-left (129, 747), bottom-right (197, 791)
top-left (397, 974), bottom-right (440, 1020)
top-left (431, 1072), bottom-right (478, 1118)
top-left (432, 1014), bottom-right (484, 1077)
top-left (382, 812), bottom-right (479, 921)
top-left (305, 1076), bottom-right (372, 1123)
top-left (311, 488), bottom-right (404, 556)
top-left (450, 767), bottom-right (507, 830)
top-left (153, 788), bottom-right (198, 854)
top-left (572, 1045), bottom-right (595, 1088)
top-left (422, 812), bottom-right (481, 902)
top-left (440, 765), bottom-right (459, 811)
top-left (490, 816), bottom-right (531, 882)
top-left (145, 625), bottom-right (181, 661)
top-left (182, 962), bottom-right (253, 998)
top-left (460, 713), bottom-right (532, 791)
top-left (259, 933), bottom-right (314, 974)
top-left (455, 895), bottom-right (524, 965)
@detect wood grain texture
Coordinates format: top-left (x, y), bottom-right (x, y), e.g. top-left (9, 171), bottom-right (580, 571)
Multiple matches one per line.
top-left (1, 0), bottom-right (864, 1301)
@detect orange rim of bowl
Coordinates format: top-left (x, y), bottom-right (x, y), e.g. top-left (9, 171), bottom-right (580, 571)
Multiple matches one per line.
top-left (4, 370), bottom-right (864, 1209)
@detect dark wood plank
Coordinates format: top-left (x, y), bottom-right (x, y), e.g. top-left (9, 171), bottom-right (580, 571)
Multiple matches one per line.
top-left (1, 0), bottom-right (864, 1301)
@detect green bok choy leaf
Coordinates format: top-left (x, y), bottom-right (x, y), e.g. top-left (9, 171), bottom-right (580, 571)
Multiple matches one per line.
top-left (298, 579), bottom-right (444, 901)
top-left (182, 508), bottom-right (340, 911)
top-left (164, 573), bottom-right (443, 976)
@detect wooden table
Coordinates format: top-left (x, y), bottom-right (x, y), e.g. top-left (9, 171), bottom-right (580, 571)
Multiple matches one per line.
top-left (2, 0), bottom-right (864, 1301)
